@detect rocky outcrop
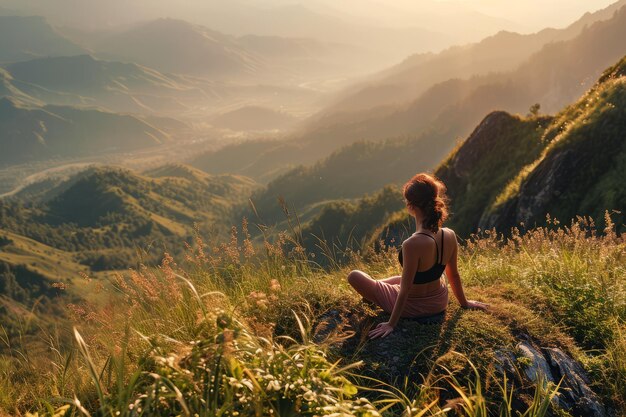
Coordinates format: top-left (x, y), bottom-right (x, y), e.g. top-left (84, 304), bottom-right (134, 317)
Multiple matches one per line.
top-left (469, 56), bottom-right (626, 233)
top-left (434, 110), bottom-right (552, 236)
top-left (450, 111), bottom-right (522, 179)
top-left (495, 340), bottom-right (607, 417)
top-left (479, 148), bottom-right (578, 231)
top-left (312, 299), bottom-right (611, 417)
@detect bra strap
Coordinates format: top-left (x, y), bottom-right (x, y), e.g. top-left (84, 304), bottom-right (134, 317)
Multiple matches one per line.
top-left (440, 229), bottom-right (444, 264)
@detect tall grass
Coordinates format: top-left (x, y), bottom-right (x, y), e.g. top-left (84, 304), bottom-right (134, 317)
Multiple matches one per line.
top-left (0, 213), bottom-right (623, 416)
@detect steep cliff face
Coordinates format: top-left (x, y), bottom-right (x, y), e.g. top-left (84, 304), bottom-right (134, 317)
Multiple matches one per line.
top-left (430, 56), bottom-right (626, 235)
top-left (435, 111), bottom-right (552, 236)
top-left (482, 56), bottom-right (626, 231)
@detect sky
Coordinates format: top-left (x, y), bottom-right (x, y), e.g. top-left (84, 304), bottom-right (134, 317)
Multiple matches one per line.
top-left (0, 0), bottom-right (621, 58)
top-left (0, 0), bottom-right (619, 32)
top-left (437, 0), bottom-right (619, 31)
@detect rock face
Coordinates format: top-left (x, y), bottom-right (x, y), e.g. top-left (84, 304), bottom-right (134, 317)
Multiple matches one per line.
top-left (478, 148), bottom-right (582, 231)
top-left (495, 341), bottom-right (607, 417)
top-left (450, 111), bottom-right (521, 179)
top-left (434, 110), bottom-right (552, 236)
top-left (511, 149), bottom-right (577, 227)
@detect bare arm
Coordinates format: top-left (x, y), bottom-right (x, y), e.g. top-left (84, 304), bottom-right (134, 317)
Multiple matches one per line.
top-left (445, 238), bottom-right (469, 307)
top-left (388, 240), bottom-right (419, 327)
top-left (445, 232), bottom-right (488, 310)
top-left (369, 239), bottom-right (419, 338)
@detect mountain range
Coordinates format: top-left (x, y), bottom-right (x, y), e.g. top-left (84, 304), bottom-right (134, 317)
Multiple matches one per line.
top-left (192, 4), bottom-right (626, 184)
top-left (314, 0), bottom-right (626, 114)
top-left (2, 55), bottom-right (623, 321)
top-left (92, 18), bottom-right (269, 79)
top-left (241, 54), bottom-right (626, 244)
top-left (1, 1), bottom-right (624, 324)
top-left (372, 55), bottom-right (626, 244)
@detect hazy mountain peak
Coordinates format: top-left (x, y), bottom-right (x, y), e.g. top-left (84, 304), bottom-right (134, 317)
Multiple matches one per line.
top-left (0, 15), bottom-right (85, 63)
top-left (93, 17), bottom-right (266, 77)
top-left (0, 95), bottom-right (22, 109)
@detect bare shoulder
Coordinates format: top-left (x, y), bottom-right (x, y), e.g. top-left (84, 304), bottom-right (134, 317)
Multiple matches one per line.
top-left (442, 227), bottom-right (457, 239)
top-left (403, 234), bottom-right (433, 252)
top-left (442, 227), bottom-right (458, 247)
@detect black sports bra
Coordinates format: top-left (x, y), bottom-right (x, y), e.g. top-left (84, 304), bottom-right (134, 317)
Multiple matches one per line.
top-left (398, 229), bottom-right (446, 284)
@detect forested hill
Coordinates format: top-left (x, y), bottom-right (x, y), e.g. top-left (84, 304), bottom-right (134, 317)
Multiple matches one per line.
top-left (0, 163), bottom-right (259, 345)
top-left (1, 165), bottom-right (257, 259)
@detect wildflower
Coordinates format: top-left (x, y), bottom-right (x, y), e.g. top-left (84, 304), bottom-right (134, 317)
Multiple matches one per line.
top-left (303, 390), bottom-right (316, 402)
top-left (267, 380), bottom-right (281, 391)
top-left (269, 279), bottom-right (281, 292)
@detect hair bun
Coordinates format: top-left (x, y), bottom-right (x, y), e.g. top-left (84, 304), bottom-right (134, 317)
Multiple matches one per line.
top-left (403, 173), bottom-right (449, 232)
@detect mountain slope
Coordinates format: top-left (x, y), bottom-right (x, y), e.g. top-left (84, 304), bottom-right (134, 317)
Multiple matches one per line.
top-left (93, 18), bottom-right (268, 79)
top-left (3, 54), bottom-right (200, 114)
top-left (0, 15), bottom-right (85, 63)
top-left (0, 98), bottom-right (169, 166)
top-left (0, 163), bottom-right (257, 340)
top-left (433, 112), bottom-right (554, 236)
top-left (480, 57), bottom-right (626, 232)
top-left (296, 5), bottom-right (626, 157)
top-left (246, 54), bottom-right (626, 240)
top-left (433, 56), bottom-right (626, 235)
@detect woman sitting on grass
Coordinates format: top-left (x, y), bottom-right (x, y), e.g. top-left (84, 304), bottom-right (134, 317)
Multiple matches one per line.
top-left (347, 173), bottom-right (488, 339)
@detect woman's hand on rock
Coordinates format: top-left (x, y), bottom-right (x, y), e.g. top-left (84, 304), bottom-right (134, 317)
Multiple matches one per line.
top-left (368, 321), bottom-right (394, 339)
top-left (463, 300), bottom-right (489, 310)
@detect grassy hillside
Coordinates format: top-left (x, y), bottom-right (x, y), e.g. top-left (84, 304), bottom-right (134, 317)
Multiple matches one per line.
top-left (0, 216), bottom-right (623, 416)
top-left (432, 112), bottom-right (553, 236)
top-left (0, 165), bottom-right (258, 269)
top-left (0, 164), bottom-right (258, 365)
top-left (483, 57), bottom-right (626, 232)
top-left (0, 229), bottom-right (104, 370)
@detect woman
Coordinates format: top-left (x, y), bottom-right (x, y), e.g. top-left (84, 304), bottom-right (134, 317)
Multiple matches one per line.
top-left (347, 173), bottom-right (488, 339)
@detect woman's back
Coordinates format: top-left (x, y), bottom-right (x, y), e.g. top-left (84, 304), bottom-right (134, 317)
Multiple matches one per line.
top-left (398, 227), bottom-right (456, 297)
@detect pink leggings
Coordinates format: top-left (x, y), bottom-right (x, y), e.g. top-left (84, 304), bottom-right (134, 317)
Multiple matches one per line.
top-left (347, 270), bottom-right (448, 317)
